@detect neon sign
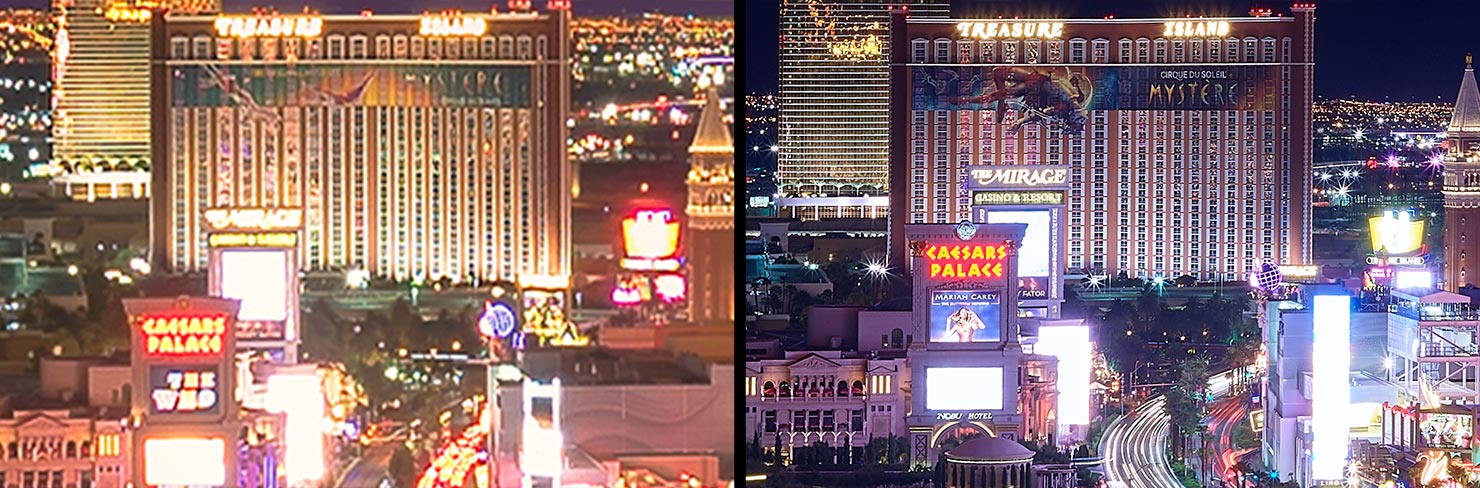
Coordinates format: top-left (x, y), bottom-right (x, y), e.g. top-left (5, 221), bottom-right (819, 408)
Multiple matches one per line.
top-left (1162, 21), bottom-right (1230, 37)
top-left (478, 302), bottom-right (517, 339)
top-left (139, 314), bottom-right (229, 356)
top-left (214, 15), bottom-right (324, 39)
top-left (205, 208), bottom-right (304, 231)
top-left (419, 15), bottom-right (488, 37)
top-left (1369, 210), bottom-right (1426, 255)
top-left (971, 190), bottom-right (1065, 206)
top-left (968, 167), bottom-right (1067, 188)
top-left (956, 21), bottom-right (1064, 40)
top-left (622, 209), bottom-right (680, 259)
top-left (922, 244), bottom-right (1009, 279)
top-left (654, 274), bottom-right (686, 302)
top-left (151, 367), bottom-right (220, 414)
top-left (208, 232), bottom-right (298, 248)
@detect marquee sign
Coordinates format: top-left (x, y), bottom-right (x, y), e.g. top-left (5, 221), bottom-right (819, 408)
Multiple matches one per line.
top-left (214, 15), bottom-right (324, 39)
top-left (204, 208), bottom-right (304, 232)
top-left (208, 232), bottom-right (298, 248)
top-left (420, 15), bottom-right (488, 37)
top-left (936, 412), bottom-right (994, 421)
top-left (138, 313), bottom-right (230, 357)
top-left (971, 191), bottom-right (1065, 206)
top-left (1162, 21), bottom-right (1230, 37)
top-left (921, 244), bottom-right (1010, 279)
top-left (956, 21), bottom-right (1063, 40)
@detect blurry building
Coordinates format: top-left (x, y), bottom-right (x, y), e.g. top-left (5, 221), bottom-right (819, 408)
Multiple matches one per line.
top-left (0, 356), bottom-right (133, 488)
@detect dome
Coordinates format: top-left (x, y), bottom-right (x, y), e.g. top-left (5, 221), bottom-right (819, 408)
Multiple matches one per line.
top-left (945, 435), bottom-right (1035, 463)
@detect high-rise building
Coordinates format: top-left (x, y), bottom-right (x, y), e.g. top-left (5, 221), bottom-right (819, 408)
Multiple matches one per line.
top-left (775, 0), bottom-right (949, 220)
top-left (888, 6), bottom-right (1316, 280)
top-left (54, 0), bottom-right (215, 172)
top-left (150, 8), bottom-right (572, 288)
top-left (1443, 54), bottom-right (1480, 291)
top-left (0, 9), bottom-right (55, 180)
top-left (686, 88), bottom-right (734, 325)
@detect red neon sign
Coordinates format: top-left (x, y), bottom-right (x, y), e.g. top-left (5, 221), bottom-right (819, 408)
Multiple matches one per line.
top-left (923, 244), bottom-right (1009, 279)
top-left (139, 314), bottom-right (229, 356)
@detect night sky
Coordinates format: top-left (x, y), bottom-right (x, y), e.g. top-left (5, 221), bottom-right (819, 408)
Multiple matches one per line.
top-left (745, 0), bottom-right (1480, 101)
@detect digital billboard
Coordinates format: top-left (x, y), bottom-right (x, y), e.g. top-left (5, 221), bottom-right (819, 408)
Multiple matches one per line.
top-left (929, 290), bottom-right (1002, 343)
top-left (219, 250), bottom-right (289, 322)
top-left (925, 367), bottom-right (1004, 411)
top-left (149, 366), bottom-right (221, 416)
top-left (912, 65), bottom-right (1275, 133)
top-left (1036, 322), bottom-right (1091, 425)
top-left (268, 369), bottom-right (326, 484)
top-left (172, 64), bottom-right (532, 108)
top-left (1419, 411), bottom-right (1475, 450)
top-left (1311, 295), bottom-right (1351, 481)
top-left (985, 210), bottom-right (1056, 300)
top-left (143, 438), bottom-right (227, 486)
top-left (1368, 210), bottom-right (1426, 256)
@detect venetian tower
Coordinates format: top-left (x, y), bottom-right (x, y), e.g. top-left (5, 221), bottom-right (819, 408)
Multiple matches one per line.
top-left (1444, 54), bottom-right (1480, 290)
top-left (685, 88), bottom-right (735, 324)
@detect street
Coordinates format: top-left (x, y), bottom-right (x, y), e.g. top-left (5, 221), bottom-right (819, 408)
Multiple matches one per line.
top-left (337, 444), bottom-right (396, 488)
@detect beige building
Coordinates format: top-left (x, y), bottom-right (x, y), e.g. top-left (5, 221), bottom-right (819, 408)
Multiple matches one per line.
top-left (0, 358), bottom-right (133, 488)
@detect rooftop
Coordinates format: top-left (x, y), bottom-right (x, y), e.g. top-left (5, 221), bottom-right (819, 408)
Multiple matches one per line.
top-left (1451, 54), bottom-right (1480, 133)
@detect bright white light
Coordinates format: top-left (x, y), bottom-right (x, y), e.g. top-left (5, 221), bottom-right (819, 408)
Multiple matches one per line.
top-left (985, 210), bottom-right (1051, 278)
top-left (345, 269), bottom-right (370, 289)
top-left (1394, 271), bottom-right (1432, 289)
top-left (925, 367), bottom-right (1003, 411)
top-left (1383, 356), bottom-right (1394, 370)
top-left (219, 250), bottom-right (288, 321)
top-left (129, 257), bottom-right (151, 275)
top-left (269, 370), bottom-right (326, 484)
top-left (522, 377), bottom-right (564, 483)
top-left (143, 438), bottom-right (226, 486)
top-left (1312, 295), bottom-right (1351, 481)
top-left (1037, 324), bottom-right (1092, 425)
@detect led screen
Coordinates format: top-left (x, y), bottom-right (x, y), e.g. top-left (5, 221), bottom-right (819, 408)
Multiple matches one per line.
top-left (1036, 324), bottom-right (1091, 425)
top-left (1311, 295), bottom-right (1351, 480)
top-left (929, 290), bottom-right (1002, 343)
top-left (1420, 412), bottom-right (1475, 450)
top-left (219, 250), bottom-right (288, 322)
top-left (985, 210), bottom-right (1055, 299)
top-left (926, 367), bottom-right (1004, 411)
top-left (149, 365), bottom-right (221, 416)
top-left (143, 438), bottom-right (226, 486)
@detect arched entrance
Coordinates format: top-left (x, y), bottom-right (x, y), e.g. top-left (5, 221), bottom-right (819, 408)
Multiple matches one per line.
top-left (931, 420), bottom-right (996, 453)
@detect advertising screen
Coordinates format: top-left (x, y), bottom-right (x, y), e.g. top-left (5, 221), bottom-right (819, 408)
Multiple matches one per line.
top-left (219, 250), bottom-right (289, 322)
top-left (149, 365), bottom-right (221, 416)
top-left (1036, 323), bottom-right (1091, 425)
top-left (1311, 295), bottom-right (1351, 480)
top-left (1420, 412), bottom-right (1475, 450)
top-left (925, 367), bottom-right (1004, 411)
top-left (929, 290), bottom-right (1002, 343)
top-left (172, 65), bottom-right (532, 108)
top-left (984, 210), bottom-right (1057, 300)
top-left (143, 438), bottom-right (227, 486)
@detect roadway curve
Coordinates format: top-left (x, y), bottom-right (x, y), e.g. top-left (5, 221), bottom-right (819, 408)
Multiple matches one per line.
top-left (1101, 371), bottom-right (1236, 488)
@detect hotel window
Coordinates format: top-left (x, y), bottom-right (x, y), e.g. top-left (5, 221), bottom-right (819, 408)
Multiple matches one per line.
top-left (1048, 40), bottom-right (1062, 62)
top-left (981, 41), bottom-right (995, 62)
top-left (934, 38), bottom-right (951, 63)
top-left (375, 35), bottom-right (391, 58)
top-left (1225, 39), bottom-right (1238, 62)
top-left (1118, 38), bottom-right (1131, 63)
top-left (395, 35), bottom-right (408, 58)
top-left (447, 37), bottom-right (461, 59)
top-left (411, 37), bottom-right (425, 58)
top-left (239, 38), bottom-right (257, 59)
top-left (765, 411), bottom-right (776, 432)
top-left (1069, 38), bottom-right (1086, 63)
top-left (1262, 37), bottom-right (1276, 62)
top-left (1243, 38), bottom-right (1256, 62)
top-left (350, 35), bottom-right (368, 59)
top-left (912, 39), bottom-right (927, 62)
top-left (170, 36), bottom-right (188, 58)
top-left (328, 35), bottom-right (345, 59)
top-left (1092, 38), bottom-right (1108, 63)
top-left (957, 40), bottom-right (973, 63)
top-left (1171, 40), bottom-right (1183, 62)
top-left (537, 36), bottom-right (547, 59)
top-left (1189, 39), bottom-right (1202, 62)
top-left (1135, 38), bottom-right (1149, 63)
top-left (1024, 40), bottom-right (1040, 63)
top-left (481, 37), bottom-right (495, 58)
top-left (428, 38), bottom-right (443, 60)
top-left (1001, 40), bottom-right (1017, 63)
top-left (499, 36), bottom-right (514, 59)
top-left (1282, 37), bottom-right (1292, 62)
top-left (1153, 39), bottom-right (1167, 62)
top-left (1208, 39), bottom-right (1220, 60)
top-left (518, 36), bottom-right (533, 60)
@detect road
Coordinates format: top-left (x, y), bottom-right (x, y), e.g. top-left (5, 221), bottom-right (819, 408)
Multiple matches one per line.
top-left (338, 444), bottom-right (396, 488)
top-left (1102, 370), bottom-right (1237, 488)
top-left (1203, 392), bottom-right (1253, 484)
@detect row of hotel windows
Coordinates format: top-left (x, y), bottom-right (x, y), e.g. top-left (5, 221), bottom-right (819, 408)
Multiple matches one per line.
top-left (170, 33), bottom-right (546, 62)
top-left (0, 471), bottom-right (92, 488)
top-left (761, 409), bottom-right (866, 433)
top-left (912, 36), bottom-right (1291, 65)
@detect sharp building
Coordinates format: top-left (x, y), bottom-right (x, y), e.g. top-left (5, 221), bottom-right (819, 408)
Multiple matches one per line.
top-left (775, 0), bottom-right (949, 220)
top-left (54, 0), bottom-right (216, 171)
top-left (149, 8), bottom-right (572, 288)
top-left (887, 6), bottom-right (1316, 281)
top-left (1443, 55), bottom-right (1480, 291)
top-left (686, 88), bottom-right (736, 325)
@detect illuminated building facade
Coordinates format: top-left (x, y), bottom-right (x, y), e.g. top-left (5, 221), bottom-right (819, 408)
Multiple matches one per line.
top-left (686, 88), bottom-right (734, 325)
top-left (150, 10), bottom-right (573, 287)
top-left (743, 351), bottom-right (909, 462)
top-left (1443, 55), bottom-right (1480, 291)
top-left (888, 7), bottom-right (1316, 281)
top-left (53, 0), bottom-right (215, 173)
top-left (774, 0), bottom-right (949, 220)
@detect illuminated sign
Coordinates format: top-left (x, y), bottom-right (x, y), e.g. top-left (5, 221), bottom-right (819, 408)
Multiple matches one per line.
top-left (1367, 255), bottom-right (1428, 267)
top-left (929, 290), bottom-right (1001, 343)
top-left (936, 412), bottom-right (994, 421)
top-left (1037, 323), bottom-right (1091, 425)
top-left (1419, 411), bottom-right (1475, 450)
top-left (968, 167), bottom-right (1067, 188)
top-left (208, 232), bottom-right (298, 248)
top-left (972, 191), bottom-right (1065, 206)
top-left (654, 274), bottom-right (686, 302)
top-left (620, 257), bottom-right (682, 272)
top-left (1162, 20), bottom-right (1230, 37)
top-left (143, 438), bottom-right (227, 486)
top-left (921, 244), bottom-right (1009, 279)
top-left (139, 313), bottom-right (229, 356)
top-left (984, 210), bottom-right (1058, 300)
top-left (268, 370), bottom-right (326, 484)
top-left (926, 367), bottom-right (1004, 410)
top-left (104, 6), bottom-right (152, 23)
top-left (1311, 295), bottom-right (1351, 480)
top-left (956, 21), bottom-right (1064, 40)
top-left (214, 15), bottom-right (324, 38)
top-left (1368, 210), bottom-right (1426, 255)
top-left (1394, 270), bottom-right (1433, 289)
top-left (523, 290), bottom-right (588, 347)
top-left (204, 208), bottom-right (304, 232)
top-left (622, 209), bottom-right (680, 259)
top-left (1279, 265), bottom-right (1320, 278)
top-left (419, 15), bottom-right (488, 36)
top-left (478, 302), bottom-right (517, 339)
top-left (150, 366), bottom-right (220, 415)
top-left (522, 377), bottom-right (564, 482)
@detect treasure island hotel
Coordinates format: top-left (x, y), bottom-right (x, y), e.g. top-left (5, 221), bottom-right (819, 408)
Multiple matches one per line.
top-left (887, 6), bottom-right (1315, 280)
top-left (150, 5), bottom-right (572, 286)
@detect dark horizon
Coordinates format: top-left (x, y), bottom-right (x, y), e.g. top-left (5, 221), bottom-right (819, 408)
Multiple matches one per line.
top-left (746, 0), bottom-right (1480, 102)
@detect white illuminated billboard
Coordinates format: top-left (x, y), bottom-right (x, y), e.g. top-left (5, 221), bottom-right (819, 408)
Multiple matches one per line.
top-left (143, 438), bottom-right (226, 486)
top-left (219, 250), bottom-right (288, 321)
top-left (268, 370), bottom-right (325, 484)
top-left (1037, 323), bottom-right (1091, 425)
top-left (1394, 270), bottom-right (1432, 289)
top-left (522, 377), bottom-right (564, 483)
top-left (925, 367), bottom-right (1004, 411)
top-left (1311, 295), bottom-right (1351, 481)
top-left (985, 210), bottom-right (1050, 277)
